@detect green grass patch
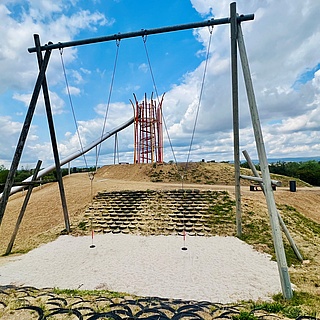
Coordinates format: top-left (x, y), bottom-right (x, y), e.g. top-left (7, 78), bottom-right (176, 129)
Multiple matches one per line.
top-left (240, 219), bottom-right (274, 255)
top-left (77, 221), bottom-right (87, 231)
top-left (279, 204), bottom-right (320, 235)
top-left (240, 221), bottom-right (303, 266)
top-left (272, 291), bottom-right (320, 317)
top-left (234, 291), bottom-right (319, 319)
top-left (239, 205), bottom-right (308, 265)
top-left (205, 192), bottom-right (235, 227)
top-left (252, 300), bottom-right (301, 318)
top-left (232, 311), bottom-right (257, 320)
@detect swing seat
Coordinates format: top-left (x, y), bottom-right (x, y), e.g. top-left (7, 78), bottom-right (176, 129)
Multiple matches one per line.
top-left (250, 184), bottom-right (277, 191)
top-left (250, 184), bottom-right (260, 191)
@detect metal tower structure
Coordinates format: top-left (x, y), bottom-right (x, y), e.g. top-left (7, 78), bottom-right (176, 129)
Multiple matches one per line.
top-left (131, 93), bottom-right (164, 164)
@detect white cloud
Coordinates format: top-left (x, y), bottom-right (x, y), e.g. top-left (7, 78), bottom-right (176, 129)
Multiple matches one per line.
top-left (51, 101), bottom-right (134, 164)
top-left (71, 69), bottom-right (88, 84)
top-left (0, 0), bottom-right (114, 167)
top-left (138, 63), bottom-right (148, 73)
top-left (13, 90), bottom-right (65, 115)
top-left (27, 1), bottom-right (63, 20)
top-left (54, 10), bottom-right (110, 35)
top-left (64, 86), bottom-right (81, 96)
top-left (167, 0), bottom-right (320, 161)
top-left (0, 115), bottom-right (39, 167)
top-left (312, 69), bottom-right (320, 89)
top-left (0, 2), bottom-right (111, 93)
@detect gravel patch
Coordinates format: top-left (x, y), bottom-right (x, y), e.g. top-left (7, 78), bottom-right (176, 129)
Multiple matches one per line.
top-left (0, 234), bottom-right (282, 303)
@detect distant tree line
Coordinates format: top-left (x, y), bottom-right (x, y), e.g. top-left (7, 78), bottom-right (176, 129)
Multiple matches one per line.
top-left (0, 165), bottom-right (97, 192)
top-left (241, 160), bottom-right (320, 186)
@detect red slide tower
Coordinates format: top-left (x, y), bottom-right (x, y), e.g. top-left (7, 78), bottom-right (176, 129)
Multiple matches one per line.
top-left (131, 93), bottom-right (164, 164)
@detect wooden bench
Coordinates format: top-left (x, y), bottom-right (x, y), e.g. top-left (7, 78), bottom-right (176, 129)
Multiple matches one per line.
top-left (250, 184), bottom-right (276, 191)
top-left (250, 184), bottom-right (261, 191)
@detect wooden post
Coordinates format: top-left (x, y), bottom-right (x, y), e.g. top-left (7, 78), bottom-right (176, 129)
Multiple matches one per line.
top-left (242, 150), bottom-right (303, 262)
top-left (237, 24), bottom-right (293, 299)
top-left (34, 34), bottom-right (70, 232)
top-left (114, 132), bottom-right (119, 164)
top-left (230, 2), bottom-right (242, 237)
top-left (6, 160), bottom-right (42, 255)
top-left (0, 50), bottom-right (51, 227)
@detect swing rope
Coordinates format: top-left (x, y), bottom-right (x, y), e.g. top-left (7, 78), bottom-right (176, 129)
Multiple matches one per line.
top-left (142, 35), bottom-right (179, 169)
top-left (95, 39), bottom-right (121, 171)
top-left (184, 26), bottom-right (213, 173)
top-left (142, 27), bottom-right (213, 186)
top-left (142, 36), bottom-right (161, 101)
top-left (142, 28), bottom-right (213, 250)
top-left (60, 48), bottom-right (96, 201)
top-left (59, 47), bottom-right (89, 169)
top-left (181, 26), bottom-right (213, 249)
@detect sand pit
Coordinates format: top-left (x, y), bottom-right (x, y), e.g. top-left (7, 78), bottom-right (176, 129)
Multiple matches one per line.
top-left (0, 234), bottom-right (282, 303)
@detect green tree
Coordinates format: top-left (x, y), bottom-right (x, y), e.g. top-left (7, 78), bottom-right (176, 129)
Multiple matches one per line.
top-left (268, 160), bottom-right (320, 186)
top-left (0, 165), bottom-right (9, 192)
top-left (297, 160), bottom-right (320, 186)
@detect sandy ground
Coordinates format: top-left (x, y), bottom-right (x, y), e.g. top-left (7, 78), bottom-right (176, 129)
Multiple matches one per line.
top-left (0, 233), bottom-right (282, 303)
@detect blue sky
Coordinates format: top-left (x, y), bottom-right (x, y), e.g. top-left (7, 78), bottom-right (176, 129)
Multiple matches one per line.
top-left (1, 0), bottom-right (320, 169)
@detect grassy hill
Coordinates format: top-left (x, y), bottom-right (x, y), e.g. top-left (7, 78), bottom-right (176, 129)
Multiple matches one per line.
top-left (97, 162), bottom-right (311, 187)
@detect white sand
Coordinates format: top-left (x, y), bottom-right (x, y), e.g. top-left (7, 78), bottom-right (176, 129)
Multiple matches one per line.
top-left (0, 234), bottom-right (282, 303)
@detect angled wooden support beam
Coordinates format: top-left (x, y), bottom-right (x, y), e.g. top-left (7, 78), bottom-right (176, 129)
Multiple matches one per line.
top-left (237, 22), bottom-right (293, 299)
top-left (34, 34), bottom-right (70, 233)
top-left (5, 160), bottom-right (42, 255)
